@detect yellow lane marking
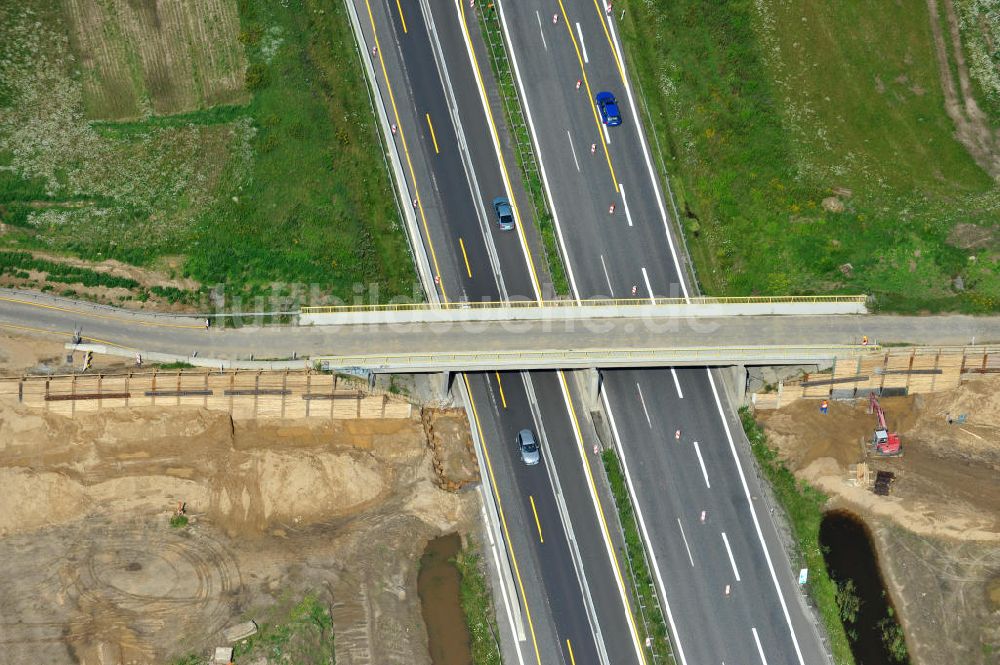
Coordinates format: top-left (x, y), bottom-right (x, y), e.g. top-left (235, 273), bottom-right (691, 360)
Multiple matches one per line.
top-left (0, 321), bottom-right (137, 351)
top-left (529, 495), bottom-right (544, 543)
top-left (0, 296), bottom-right (204, 330)
top-left (567, 639), bottom-right (578, 665)
top-left (588, 0), bottom-right (627, 83)
top-left (364, 0), bottom-right (449, 302)
top-left (425, 113), bottom-right (440, 154)
top-left (495, 371), bottom-right (507, 408)
top-left (556, 0), bottom-right (619, 192)
top-left (458, 2), bottom-right (543, 301)
top-left (459, 237), bottom-right (473, 277)
top-left (558, 370), bottom-right (649, 664)
top-left (463, 374), bottom-right (542, 665)
top-left (394, 0), bottom-right (408, 33)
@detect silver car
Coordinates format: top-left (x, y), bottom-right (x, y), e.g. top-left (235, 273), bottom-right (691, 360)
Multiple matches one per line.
top-left (517, 428), bottom-right (540, 465)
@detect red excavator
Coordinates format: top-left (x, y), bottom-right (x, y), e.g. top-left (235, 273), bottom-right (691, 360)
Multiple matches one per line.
top-left (868, 392), bottom-right (902, 456)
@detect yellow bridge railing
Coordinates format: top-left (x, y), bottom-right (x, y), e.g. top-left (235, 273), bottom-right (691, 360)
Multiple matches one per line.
top-left (301, 294), bottom-right (869, 314)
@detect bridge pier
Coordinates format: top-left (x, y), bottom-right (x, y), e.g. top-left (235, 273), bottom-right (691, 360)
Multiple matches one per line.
top-left (439, 371), bottom-right (453, 401)
top-left (581, 367), bottom-right (602, 412)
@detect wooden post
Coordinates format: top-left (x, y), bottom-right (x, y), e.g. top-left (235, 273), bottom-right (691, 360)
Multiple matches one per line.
top-left (879, 351), bottom-right (889, 393)
top-left (254, 371), bottom-right (261, 419)
top-left (305, 372), bottom-right (312, 418)
top-left (930, 351), bottom-right (941, 393)
top-left (281, 371), bottom-right (288, 419)
top-left (905, 351), bottom-right (915, 393)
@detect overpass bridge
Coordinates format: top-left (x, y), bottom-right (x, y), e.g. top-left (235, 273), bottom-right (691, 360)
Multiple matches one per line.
top-left (3, 290), bottom-right (999, 370)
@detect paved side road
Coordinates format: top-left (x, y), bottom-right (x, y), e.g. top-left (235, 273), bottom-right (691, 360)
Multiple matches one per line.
top-left (1, 290), bottom-right (997, 361)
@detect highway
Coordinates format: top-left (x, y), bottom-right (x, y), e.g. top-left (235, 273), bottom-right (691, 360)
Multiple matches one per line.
top-left (486, 0), bottom-right (829, 663)
top-left (348, 0), bottom-right (644, 662)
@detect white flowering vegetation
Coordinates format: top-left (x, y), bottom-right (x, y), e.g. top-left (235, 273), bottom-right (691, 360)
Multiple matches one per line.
top-left (0, 5), bottom-right (253, 262)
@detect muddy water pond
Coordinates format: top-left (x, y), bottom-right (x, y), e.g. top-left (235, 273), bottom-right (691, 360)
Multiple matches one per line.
top-left (418, 533), bottom-right (472, 665)
top-left (819, 511), bottom-right (909, 664)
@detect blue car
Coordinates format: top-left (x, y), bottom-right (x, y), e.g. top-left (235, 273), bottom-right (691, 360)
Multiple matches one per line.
top-left (595, 91), bottom-right (622, 127)
top-left (493, 196), bottom-right (514, 231)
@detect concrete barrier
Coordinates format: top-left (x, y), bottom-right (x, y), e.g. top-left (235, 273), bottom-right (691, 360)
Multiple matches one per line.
top-left (300, 297), bottom-right (868, 326)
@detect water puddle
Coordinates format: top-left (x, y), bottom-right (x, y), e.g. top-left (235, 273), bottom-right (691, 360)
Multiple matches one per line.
top-left (819, 511), bottom-right (910, 664)
top-left (417, 533), bottom-right (472, 665)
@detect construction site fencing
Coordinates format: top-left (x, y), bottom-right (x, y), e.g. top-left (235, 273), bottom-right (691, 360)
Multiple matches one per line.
top-left (750, 345), bottom-right (1000, 409)
top-left (1, 369), bottom-right (414, 420)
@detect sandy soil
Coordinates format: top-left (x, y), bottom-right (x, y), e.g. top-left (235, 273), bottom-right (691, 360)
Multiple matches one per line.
top-left (758, 376), bottom-right (1000, 663)
top-left (0, 331), bottom-right (130, 376)
top-left (0, 395), bottom-right (480, 665)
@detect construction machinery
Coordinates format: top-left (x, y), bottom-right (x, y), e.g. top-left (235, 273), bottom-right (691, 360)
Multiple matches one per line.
top-left (868, 392), bottom-right (902, 456)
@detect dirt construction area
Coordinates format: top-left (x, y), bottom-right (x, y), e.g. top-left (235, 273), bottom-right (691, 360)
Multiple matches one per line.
top-left (0, 333), bottom-right (481, 665)
top-left (758, 376), bottom-right (1000, 664)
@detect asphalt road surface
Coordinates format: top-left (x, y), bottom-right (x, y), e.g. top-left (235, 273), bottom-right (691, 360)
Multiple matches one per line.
top-left (349, 0), bottom-right (645, 662)
top-left (491, 0), bottom-right (832, 662)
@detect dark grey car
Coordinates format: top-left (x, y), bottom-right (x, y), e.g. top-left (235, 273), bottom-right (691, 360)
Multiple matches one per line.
top-left (517, 428), bottom-right (540, 465)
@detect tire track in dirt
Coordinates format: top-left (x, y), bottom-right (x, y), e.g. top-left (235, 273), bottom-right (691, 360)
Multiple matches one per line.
top-left (926, 0), bottom-right (1000, 180)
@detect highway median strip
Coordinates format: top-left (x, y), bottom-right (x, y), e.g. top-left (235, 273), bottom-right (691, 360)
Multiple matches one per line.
top-left (601, 448), bottom-right (674, 663)
top-left (474, 3), bottom-right (570, 297)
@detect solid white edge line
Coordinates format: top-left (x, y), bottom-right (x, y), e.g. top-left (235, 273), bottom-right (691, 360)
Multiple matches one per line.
top-left (619, 183), bottom-right (634, 227)
top-left (599, 254), bottom-right (614, 295)
top-left (576, 22), bottom-right (589, 62)
top-left (676, 518), bottom-right (695, 568)
top-left (601, 386), bottom-right (689, 665)
top-left (604, 17), bottom-right (688, 299)
top-left (603, 123), bottom-right (611, 144)
top-left (669, 368), bottom-right (684, 399)
top-left (483, 502), bottom-right (529, 662)
top-left (495, 0), bottom-right (581, 297)
top-left (535, 11), bottom-right (547, 50)
top-left (455, 0), bottom-right (541, 302)
top-left (635, 382), bottom-right (652, 428)
top-left (752, 627), bottom-right (769, 665)
top-left (692, 441), bottom-right (710, 489)
top-left (343, 0), bottom-right (435, 294)
top-left (720, 531), bottom-right (741, 582)
top-left (640, 266), bottom-right (654, 302)
top-left (707, 369), bottom-right (806, 665)
top-left (567, 130), bottom-right (581, 172)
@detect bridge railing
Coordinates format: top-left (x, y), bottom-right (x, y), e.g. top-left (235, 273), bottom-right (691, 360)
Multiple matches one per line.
top-left (314, 343), bottom-right (881, 371)
top-left (300, 294), bottom-right (869, 314)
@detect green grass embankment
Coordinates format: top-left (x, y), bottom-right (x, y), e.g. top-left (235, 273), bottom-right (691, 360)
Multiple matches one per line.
top-left (616, 0), bottom-right (1000, 312)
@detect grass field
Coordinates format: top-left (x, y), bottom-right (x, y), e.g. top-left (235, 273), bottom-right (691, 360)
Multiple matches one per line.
top-left (618, 0), bottom-right (1000, 312)
top-left (63, 0), bottom-right (248, 119)
top-left (0, 0), bottom-right (416, 307)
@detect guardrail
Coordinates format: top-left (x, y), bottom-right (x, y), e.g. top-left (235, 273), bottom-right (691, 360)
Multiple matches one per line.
top-left (315, 344), bottom-right (880, 371)
top-left (301, 294), bottom-right (868, 314)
